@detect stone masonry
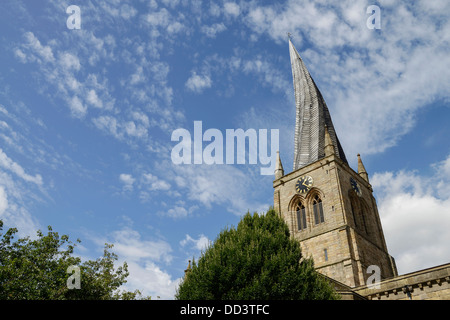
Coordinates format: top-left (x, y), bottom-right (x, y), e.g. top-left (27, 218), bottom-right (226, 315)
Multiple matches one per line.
top-left (274, 151), bottom-right (397, 288)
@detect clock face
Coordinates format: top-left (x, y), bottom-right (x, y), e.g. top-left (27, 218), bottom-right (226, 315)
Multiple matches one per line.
top-left (350, 177), bottom-right (362, 197)
top-left (296, 176), bottom-right (313, 194)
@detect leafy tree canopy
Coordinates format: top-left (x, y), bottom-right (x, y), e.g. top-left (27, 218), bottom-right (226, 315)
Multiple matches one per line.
top-left (0, 220), bottom-right (150, 300)
top-left (176, 209), bottom-right (339, 300)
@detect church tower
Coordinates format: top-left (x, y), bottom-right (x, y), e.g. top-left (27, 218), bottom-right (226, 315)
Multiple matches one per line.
top-left (274, 40), bottom-right (398, 287)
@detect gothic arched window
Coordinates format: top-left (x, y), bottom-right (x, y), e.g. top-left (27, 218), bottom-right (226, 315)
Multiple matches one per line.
top-left (313, 195), bottom-right (325, 225)
top-left (296, 202), bottom-right (307, 231)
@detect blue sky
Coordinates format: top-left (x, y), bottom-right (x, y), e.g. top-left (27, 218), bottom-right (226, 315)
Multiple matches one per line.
top-left (0, 0), bottom-right (449, 299)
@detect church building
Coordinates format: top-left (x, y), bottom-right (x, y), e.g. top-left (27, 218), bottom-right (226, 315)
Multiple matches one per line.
top-left (273, 39), bottom-right (450, 300)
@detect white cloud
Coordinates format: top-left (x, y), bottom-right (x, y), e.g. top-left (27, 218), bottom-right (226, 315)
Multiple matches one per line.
top-left (185, 72), bottom-right (212, 93)
top-left (170, 164), bottom-right (270, 216)
top-left (167, 21), bottom-right (184, 34)
top-left (124, 121), bottom-right (148, 139)
top-left (224, 2), bottom-right (240, 17)
top-left (0, 148), bottom-right (43, 186)
top-left (241, 57), bottom-right (290, 95)
top-left (151, 179), bottom-right (171, 191)
top-left (436, 154), bottom-right (450, 175)
top-left (92, 114), bottom-right (152, 143)
top-left (166, 206), bottom-right (188, 218)
top-left (86, 89), bottom-right (103, 108)
top-left (180, 234), bottom-right (210, 251)
top-left (120, 4), bottom-right (137, 20)
top-left (145, 8), bottom-right (171, 27)
top-left (379, 193), bottom-right (450, 274)
top-left (209, 3), bottom-right (221, 17)
top-left (132, 111), bottom-right (150, 127)
top-left (142, 173), bottom-right (171, 191)
top-left (22, 31), bottom-right (55, 63)
top-left (119, 173), bottom-right (135, 192)
top-left (0, 186), bottom-right (8, 216)
top-left (122, 261), bottom-right (181, 300)
top-left (372, 154), bottom-right (450, 274)
top-left (14, 48), bottom-right (27, 63)
top-left (130, 66), bottom-right (145, 85)
top-left (68, 96), bottom-right (87, 118)
top-left (121, 172), bottom-right (173, 203)
top-left (161, 0), bottom-right (181, 9)
top-left (92, 225), bottom-right (179, 299)
top-left (435, 157), bottom-right (450, 198)
top-left (58, 52), bottom-right (81, 71)
top-left (201, 23), bottom-right (227, 38)
top-left (110, 227), bottom-right (172, 264)
top-left (0, 170), bottom-right (41, 237)
top-left (144, 7), bottom-right (186, 35)
top-left (92, 115), bottom-right (119, 138)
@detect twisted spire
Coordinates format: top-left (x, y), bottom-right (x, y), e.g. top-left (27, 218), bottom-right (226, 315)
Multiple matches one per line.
top-left (289, 39), bottom-right (348, 170)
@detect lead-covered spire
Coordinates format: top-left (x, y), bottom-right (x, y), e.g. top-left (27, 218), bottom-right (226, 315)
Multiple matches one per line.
top-left (289, 39), bottom-right (348, 170)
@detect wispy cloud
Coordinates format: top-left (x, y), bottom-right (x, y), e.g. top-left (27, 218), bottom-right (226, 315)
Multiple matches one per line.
top-left (201, 23), bottom-right (227, 38)
top-left (0, 99), bottom-right (92, 236)
top-left (143, 7), bottom-right (188, 36)
top-left (0, 148), bottom-right (43, 186)
top-left (242, 0), bottom-right (450, 159)
top-left (224, 2), bottom-right (241, 18)
top-left (141, 173), bottom-right (171, 192)
top-left (0, 151), bottom-right (42, 237)
top-left (0, 187), bottom-right (8, 217)
top-left (14, 19), bottom-right (182, 146)
top-left (15, 31), bottom-right (55, 64)
top-left (119, 174), bottom-right (135, 192)
top-left (180, 233), bottom-right (210, 251)
top-left (185, 72), bottom-right (212, 93)
top-left (169, 164), bottom-right (270, 216)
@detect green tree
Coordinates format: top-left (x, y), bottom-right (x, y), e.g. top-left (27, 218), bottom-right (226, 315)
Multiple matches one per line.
top-left (0, 220), bottom-right (149, 300)
top-left (175, 209), bottom-right (338, 300)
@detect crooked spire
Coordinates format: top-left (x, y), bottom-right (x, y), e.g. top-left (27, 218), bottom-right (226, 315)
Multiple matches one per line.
top-left (289, 39), bottom-right (348, 171)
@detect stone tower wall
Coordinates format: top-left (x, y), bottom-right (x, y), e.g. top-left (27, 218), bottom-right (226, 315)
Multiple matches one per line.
top-left (274, 153), bottom-right (397, 287)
